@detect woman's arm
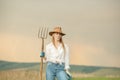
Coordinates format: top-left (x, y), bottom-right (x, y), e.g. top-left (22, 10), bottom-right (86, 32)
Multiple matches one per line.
top-left (64, 44), bottom-right (70, 70)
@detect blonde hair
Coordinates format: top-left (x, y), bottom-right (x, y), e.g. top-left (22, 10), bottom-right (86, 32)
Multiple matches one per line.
top-left (52, 35), bottom-right (66, 53)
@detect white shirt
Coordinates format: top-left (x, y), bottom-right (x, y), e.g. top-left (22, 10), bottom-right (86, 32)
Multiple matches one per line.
top-left (45, 42), bottom-right (70, 70)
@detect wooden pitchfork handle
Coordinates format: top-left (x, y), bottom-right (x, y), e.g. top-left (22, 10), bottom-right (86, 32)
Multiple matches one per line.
top-left (40, 38), bottom-right (44, 80)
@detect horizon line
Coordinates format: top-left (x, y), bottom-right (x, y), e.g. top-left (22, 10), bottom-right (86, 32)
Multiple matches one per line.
top-left (0, 60), bottom-right (120, 68)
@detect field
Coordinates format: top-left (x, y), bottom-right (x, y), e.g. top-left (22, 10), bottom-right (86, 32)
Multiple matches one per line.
top-left (0, 70), bottom-right (120, 80)
top-left (0, 60), bottom-right (120, 80)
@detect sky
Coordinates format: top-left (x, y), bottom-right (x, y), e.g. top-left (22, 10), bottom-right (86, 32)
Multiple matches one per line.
top-left (0, 0), bottom-right (120, 67)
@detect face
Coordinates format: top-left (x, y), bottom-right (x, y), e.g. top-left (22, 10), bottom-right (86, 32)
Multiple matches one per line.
top-left (52, 32), bottom-right (62, 41)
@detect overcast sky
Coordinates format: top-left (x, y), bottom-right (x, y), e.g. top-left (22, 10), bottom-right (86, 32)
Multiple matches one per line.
top-left (0, 0), bottom-right (120, 67)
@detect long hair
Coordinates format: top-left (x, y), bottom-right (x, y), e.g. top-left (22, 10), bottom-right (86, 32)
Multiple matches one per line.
top-left (52, 35), bottom-right (66, 53)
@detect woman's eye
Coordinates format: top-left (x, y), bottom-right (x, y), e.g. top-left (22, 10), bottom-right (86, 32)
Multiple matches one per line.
top-left (56, 33), bottom-right (59, 35)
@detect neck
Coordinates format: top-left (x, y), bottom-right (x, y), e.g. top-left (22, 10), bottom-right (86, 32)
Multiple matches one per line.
top-left (55, 40), bottom-right (60, 44)
top-left (54, 40), bottom-right (60, 48)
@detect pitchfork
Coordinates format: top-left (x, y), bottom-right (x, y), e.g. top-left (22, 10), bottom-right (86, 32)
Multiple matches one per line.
top-left (38, 27), bottom-right (48, 80)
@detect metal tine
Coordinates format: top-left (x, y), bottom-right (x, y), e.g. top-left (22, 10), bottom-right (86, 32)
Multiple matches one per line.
top-left (38, 27), bottom-right (41, 38)
top-left (43, 27), bottom-right (46, 38)
top-left (46, 27), bottom-right (48, 39)
top-left (43, 27), bottom-right (48, 39)
top-left (38, 27), bottom-right (43, 38)
top-left (41, 27), bottom-right (44, 38)
top-left (44, 27), bottom-right (48, 39)
top-left (42, 27), bottom-right (46, 38)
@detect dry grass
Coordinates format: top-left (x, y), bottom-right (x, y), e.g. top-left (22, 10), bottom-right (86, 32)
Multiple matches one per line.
top-left (72, 72), bottom-right (94, 78)
top-left (0, 70), bottom-right (83, 80)
top-left (0, 70), bottom-right (46, 80)
top-left (0, 70), bottom-right (120, 80)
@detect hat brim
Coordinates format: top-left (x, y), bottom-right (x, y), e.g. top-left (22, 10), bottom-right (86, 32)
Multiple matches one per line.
top-left (49, 31), bottom-right (66, 36)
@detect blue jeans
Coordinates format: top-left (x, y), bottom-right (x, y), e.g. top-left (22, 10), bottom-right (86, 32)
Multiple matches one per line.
top-left (46, 62), bottom-right (68, 80)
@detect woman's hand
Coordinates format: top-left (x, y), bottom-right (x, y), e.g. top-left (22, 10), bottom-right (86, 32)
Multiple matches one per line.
top-left (40, 52), bottom-right (45, 57)
top-left (65, 69), bottom-right (71, 76)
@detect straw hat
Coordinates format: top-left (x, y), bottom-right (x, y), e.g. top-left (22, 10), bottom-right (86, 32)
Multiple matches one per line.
top-left (49, 27), bottom-right (66, 36)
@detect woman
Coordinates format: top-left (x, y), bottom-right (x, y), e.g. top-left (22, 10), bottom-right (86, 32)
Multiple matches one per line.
top-left (45, 27), bottom-right (71, 80)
